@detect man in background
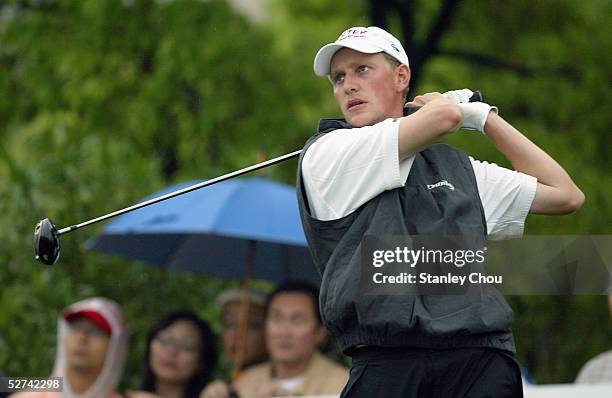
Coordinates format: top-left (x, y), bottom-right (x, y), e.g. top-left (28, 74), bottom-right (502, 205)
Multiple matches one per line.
top-left (11, 297), bottom-right (127, 398)
top-left (202, 282), bottom-right (348, 398)
top-left (217, 287), bottom-right (268, 371)
top-left (201, 287), bottom-right (268, 398)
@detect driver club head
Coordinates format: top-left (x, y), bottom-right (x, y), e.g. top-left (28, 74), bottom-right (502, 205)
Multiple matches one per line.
top-left (34, 218), bottom-right (60, 265)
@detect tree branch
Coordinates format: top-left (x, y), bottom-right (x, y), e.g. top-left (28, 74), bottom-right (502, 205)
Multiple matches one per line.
top-left (438, 49), bottom-right (578, 79)
top-left (369, 0), bottom-right (392, 28)
top-left (390, 0), bottom-right (460, 89)
top-left (421, 0), bottom-right (460, 59)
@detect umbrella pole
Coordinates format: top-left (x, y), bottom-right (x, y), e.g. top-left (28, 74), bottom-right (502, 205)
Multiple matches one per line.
top-left (232, 240), bottom-right (256, 382)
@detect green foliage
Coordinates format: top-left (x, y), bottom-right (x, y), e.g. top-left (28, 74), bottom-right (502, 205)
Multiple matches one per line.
top-left (0, 0), bottom-right (305, 387)
top-left (0, 0), bottom-right (610, 387)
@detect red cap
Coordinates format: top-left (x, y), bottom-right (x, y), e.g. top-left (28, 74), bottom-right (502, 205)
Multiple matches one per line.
top-left (64, 309), bottom-right (112, 334)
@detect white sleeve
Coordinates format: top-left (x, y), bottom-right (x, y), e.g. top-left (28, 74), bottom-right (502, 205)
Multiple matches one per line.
top-left (302, 118), bottom-right (412, 221)
top-left (470, 156), bottom-right (538, 239)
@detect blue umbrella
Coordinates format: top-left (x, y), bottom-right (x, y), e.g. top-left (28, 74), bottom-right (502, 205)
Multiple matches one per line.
top-left (86, 176), bottom-right (320, 285)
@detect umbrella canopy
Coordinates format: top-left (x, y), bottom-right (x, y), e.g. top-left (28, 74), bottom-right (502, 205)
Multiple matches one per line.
top-left (87, 176), bottom-right (320, 285)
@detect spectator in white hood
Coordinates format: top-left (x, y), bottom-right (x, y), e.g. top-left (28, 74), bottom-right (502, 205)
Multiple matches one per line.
top-left (11, 297), bottom-right (127, 398)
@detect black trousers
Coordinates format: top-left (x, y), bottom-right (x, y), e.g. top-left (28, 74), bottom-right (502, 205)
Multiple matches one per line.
top-left (340, 347), bottom-right (523, 398)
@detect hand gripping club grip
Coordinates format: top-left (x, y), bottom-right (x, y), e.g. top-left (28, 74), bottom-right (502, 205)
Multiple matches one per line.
top-left (404, 90), bottom-right (484, 116)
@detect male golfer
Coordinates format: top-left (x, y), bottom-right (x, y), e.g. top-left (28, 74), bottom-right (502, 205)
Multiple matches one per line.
top-left (296, 26), bottom-right (584, 397)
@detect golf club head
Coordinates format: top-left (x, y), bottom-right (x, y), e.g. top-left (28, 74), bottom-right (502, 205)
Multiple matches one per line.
top-left (34, 218), bottom-right (60, 265)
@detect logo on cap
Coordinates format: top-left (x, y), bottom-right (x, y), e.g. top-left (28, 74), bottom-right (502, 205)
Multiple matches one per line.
top-left (338, 28), bottom-right (368, 41)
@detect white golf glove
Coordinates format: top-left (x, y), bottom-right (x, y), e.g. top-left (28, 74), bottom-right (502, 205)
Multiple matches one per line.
top-left (443, 88), bottom-right (498, 133)
top-left (443, 88), bottom-right (474, 104)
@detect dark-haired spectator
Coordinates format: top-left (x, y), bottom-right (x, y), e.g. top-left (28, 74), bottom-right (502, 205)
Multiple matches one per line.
top-left (128, 311), bottom-right (217, 398)
top-left (202, 282), bottom-right (348, 398)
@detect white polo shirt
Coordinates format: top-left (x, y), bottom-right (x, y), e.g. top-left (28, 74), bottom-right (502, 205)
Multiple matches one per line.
top-left (301, 118), bottom-right (537, 239)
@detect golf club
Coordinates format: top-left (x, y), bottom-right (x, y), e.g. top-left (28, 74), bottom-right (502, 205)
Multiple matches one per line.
top-left (34, 91), bottom-right (483, 265)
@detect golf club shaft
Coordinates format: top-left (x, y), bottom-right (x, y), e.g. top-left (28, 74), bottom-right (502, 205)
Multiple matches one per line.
top-left (56, 90), bottom-right (484, 235)
top-left (57, 150), bottom-right (302, 235)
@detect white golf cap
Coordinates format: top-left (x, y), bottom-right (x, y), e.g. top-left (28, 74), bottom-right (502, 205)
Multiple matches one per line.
top-left (313, 26), bottom-right (409, 76)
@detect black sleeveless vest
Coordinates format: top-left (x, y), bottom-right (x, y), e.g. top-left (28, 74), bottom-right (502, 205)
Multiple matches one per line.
top-left (297, 118), bottom-right (516, 354)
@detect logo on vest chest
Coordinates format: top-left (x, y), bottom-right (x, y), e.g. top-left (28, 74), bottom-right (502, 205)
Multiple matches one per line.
top-left (427, 180), bottom-right (455, 191)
